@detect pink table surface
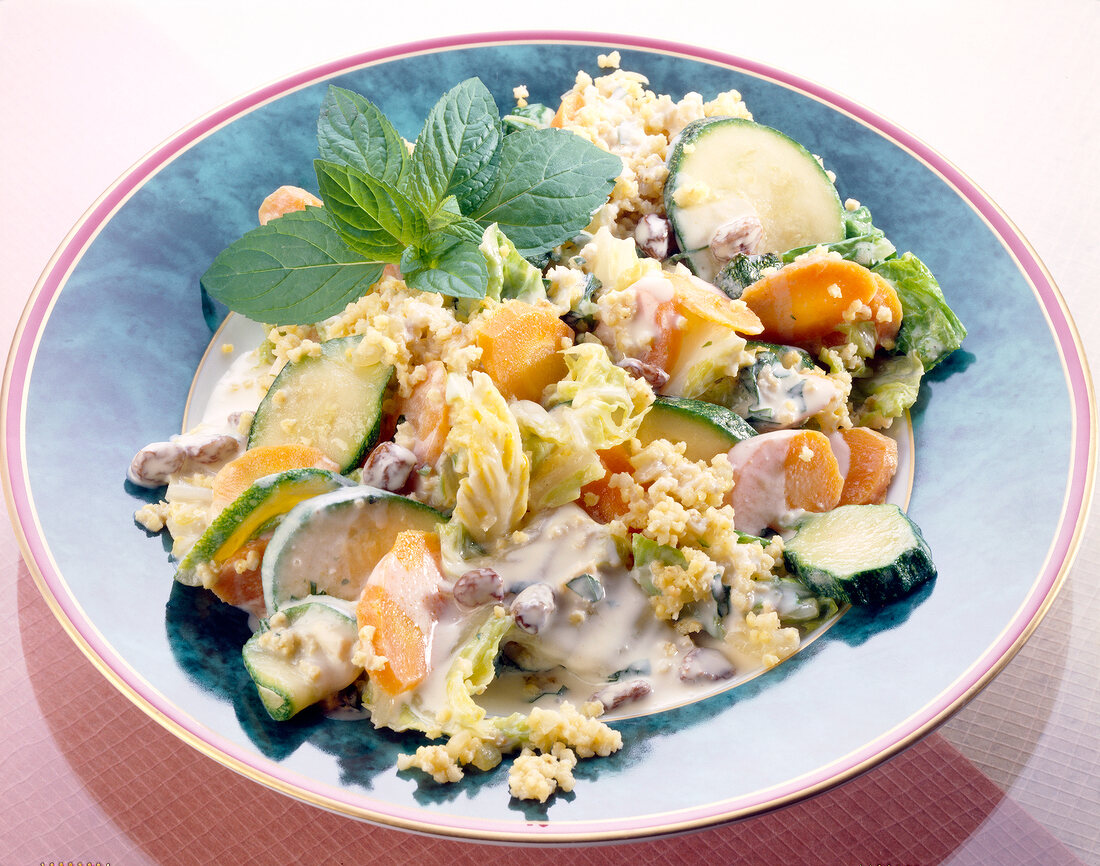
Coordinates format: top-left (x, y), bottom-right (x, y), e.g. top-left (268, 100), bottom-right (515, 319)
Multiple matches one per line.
top-left (3, 2), bottom-right (1099, 863)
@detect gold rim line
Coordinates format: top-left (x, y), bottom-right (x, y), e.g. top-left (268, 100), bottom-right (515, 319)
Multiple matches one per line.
top-left (2, 32), bottom-right (1097, 842)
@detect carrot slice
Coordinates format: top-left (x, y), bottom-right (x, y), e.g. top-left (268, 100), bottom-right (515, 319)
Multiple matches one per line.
top-left (207, 535), bottom-right (269, 617)
top-left (579, 445), bottom-right (634, 524)
top-left (739, 257), bottom-right (880, 344)
top-left (211, 444), bottom-right (337, 510)
top-left (475, 300), bottom-right (574, 402)
top-left (783, 429), bottom-right (844, 513)
top-left (356, 530), bottom-right (443, 696)
top-left (550, 90), bottom-right (584, 128)
top-left (358, 585), bottom-right (428, 696)
top-left (399, 360), bottom-right (449, 465)
top-left (728, 429), bottom-right (843, 534)
top-left (835, 427), bottom-right (898, 505)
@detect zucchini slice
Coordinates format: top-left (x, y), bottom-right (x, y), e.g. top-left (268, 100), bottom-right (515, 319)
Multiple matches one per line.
top-left (666, 118), bottom-right (844, 282)
top-left (249, 335), bottom-right (393, 472)
top-left (714, 253), bottom-right (782, 299)
top-left (262, 485), bottom-right (446, 612)
top-left (174, 467), bottom-right (351, 587)
top-left (636, 395), bottom-right (756, 461)
top-left (242, 598), bottom-right (360, 720)
top-left (784, 504), bottom-right (936, 606)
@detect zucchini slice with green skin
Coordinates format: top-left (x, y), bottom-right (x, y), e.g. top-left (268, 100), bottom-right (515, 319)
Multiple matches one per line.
top-left (636, 395), bottom-right (756, 461)
top-left (714, 253), bottom-right (782, 299)
top-left (262, 485), bottom-right (446, 612)
top-left (666, 118), bottom-right (845, 282)
top-left (248, 335), bottom-right (393, 472)
top-left (242, 598), bottom-right (360, 721)
top-left (783, 504), bottom-right (936, 606)
top-left (174, 467), bottom-right (351, 587)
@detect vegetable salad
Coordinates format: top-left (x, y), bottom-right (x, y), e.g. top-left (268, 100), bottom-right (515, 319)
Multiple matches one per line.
top-left (129, 54), bottom-right (965, 803)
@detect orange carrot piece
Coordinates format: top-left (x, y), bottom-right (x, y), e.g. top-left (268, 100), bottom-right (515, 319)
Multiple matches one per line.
top-left (784, 429), bottom-right (845, 513)
top-left (358, 585), bottom-right (428, 696)
top-left (578, 445), bottom-right (634, 524)
top-left (208, 535), bottom-right (269, 617)
top-left (475, 300), bottom-right (574, 402)
top-left (728, 429), bottom-right (843, 534)
top-left (836, 427), bottom-right (898, 505)
top-left (399, 360), bottom-right (450, 465)
top-left (257, 185), bottom-right (323, 226)
top-left (739, 258), bottom-right (880, 344)
top-left (356, 530), bottom-right (443, 696)
top-left (550, 90), bottom-right (584, 128)
top-left (211, 444), bottom-right (337, 510)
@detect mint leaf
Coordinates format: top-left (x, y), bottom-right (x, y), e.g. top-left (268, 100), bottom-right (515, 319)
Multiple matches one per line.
top-left (403, 228), bottom-right (488, 299)
top-left (317, 86), bottom-right (409, 186)
top-left (200, 208), bottom-right (386, 325)
top-left (315, 159), bottom-right (427, 262)
top-left (410, 78), bottom-right (503, 215)
top-left (471, 127), bottom-right (622, 257)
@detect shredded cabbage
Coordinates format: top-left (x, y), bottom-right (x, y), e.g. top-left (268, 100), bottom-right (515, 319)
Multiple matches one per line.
top-left (480, 223), bottom-right (546, 304)
top-left (578, 226), bottom-right (661, 294)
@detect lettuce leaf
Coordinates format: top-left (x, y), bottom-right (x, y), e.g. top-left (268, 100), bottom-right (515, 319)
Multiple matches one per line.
top-left (851, 352), bottom-right (924, 428)
top-left (510, 402), bottom-right (605, 511)
top-left (549, 343), bottom-right (654, 448)
top-left (444, 371), bottom-right (530, 544)
top-left (873, 253), bottom-right (966, 370)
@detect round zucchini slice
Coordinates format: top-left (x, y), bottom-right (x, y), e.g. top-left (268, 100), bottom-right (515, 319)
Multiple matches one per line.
top-left (242, 598), bottom-right (360, 720)
top-left (783, 504), bottom-right (936, 606)
top-left (262, 485), bottom-right (446, 612)
top-left (636, 395), bottom-right (756, 461)
top-left (666, 118), bottom-right (845, 282)
top-left (248, 335), bottom-right (393, 473)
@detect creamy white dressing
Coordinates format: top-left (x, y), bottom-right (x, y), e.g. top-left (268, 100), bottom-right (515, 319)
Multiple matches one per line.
top-left (260, 597), bottom-right (361, 707)
top-left (828, 431), bottom-right (851, 478)
top-left (727, 430), bottom-right (805, 535)
top-left (753, 367), bottom-right (842, 430)
top-left (198, 347), bottom-right (268, 429)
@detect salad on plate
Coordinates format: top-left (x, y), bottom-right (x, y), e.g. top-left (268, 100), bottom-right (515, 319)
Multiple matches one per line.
top-left (127, 53), bottom-right (966, 803)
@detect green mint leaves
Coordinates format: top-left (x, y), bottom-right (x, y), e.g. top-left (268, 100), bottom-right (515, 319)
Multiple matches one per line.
top-left (469, 127), bottom-right (625, 257)
top-left (200, 208), bottom-right (386, 325)
top-left (200, 78), bottom-right (621, 326)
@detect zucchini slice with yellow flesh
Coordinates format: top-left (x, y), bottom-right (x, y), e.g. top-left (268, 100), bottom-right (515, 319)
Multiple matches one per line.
top-left (174, 467), bottom-right (350, 587)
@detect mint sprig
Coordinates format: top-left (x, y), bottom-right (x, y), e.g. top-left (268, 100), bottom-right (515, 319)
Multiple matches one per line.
top-left (200, 78), bottom-right (621, 325)
top-left (200, 208), bottom-right (386, 325)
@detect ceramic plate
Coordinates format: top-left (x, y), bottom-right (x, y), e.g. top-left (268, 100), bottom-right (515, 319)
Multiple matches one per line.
top-left (3, 33), bottom-right (1094, 842)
